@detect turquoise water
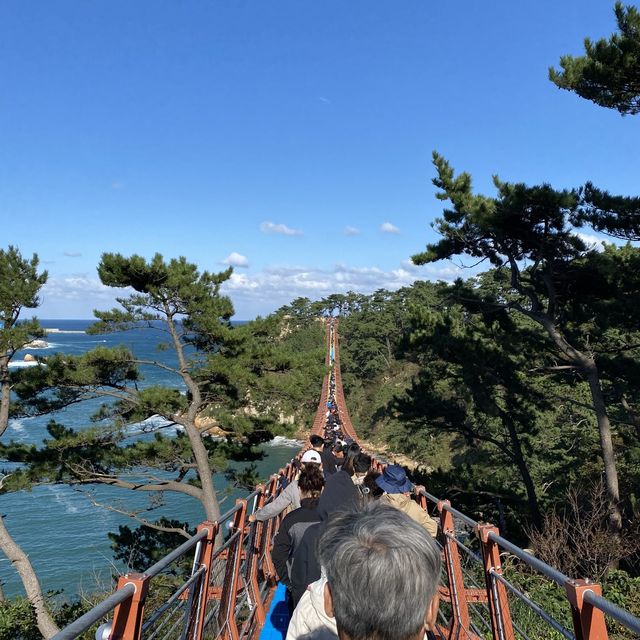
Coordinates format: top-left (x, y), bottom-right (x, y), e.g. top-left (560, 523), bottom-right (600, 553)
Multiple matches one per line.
top-left (3, 320), bottom-right (300, 599)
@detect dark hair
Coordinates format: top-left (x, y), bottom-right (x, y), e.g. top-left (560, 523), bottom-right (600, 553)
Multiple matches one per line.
top-left (347, 442), bottom-right (360, 456)
top-left (310, 435), bottom-right (324, 448)
top-left (363, 471), bottom-right (384, 499)
top-left (298, 464), bottom-right (325, 498)
top-left (353, 453), bottom-right (371, 474)
top-left (340, 443), bottom-right (361, 476)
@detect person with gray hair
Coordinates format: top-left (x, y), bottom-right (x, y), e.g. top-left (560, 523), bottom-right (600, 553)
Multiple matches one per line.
top-left (312, 502), bottom-right (441, 640)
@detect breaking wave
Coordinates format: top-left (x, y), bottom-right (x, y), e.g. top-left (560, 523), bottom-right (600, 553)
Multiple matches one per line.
top-left (265, 435), bottom-right (303, 448)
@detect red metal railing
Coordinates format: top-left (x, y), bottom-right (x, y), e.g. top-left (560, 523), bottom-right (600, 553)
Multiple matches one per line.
top-left (52, 319), bottom-right (640, 640)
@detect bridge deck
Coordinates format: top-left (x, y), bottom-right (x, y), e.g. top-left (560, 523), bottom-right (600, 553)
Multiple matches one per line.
top-left (258, 583), bottom-right (290, 640)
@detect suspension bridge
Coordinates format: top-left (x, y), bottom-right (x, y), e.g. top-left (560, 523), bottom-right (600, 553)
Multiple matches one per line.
top-left (53, 320), bottom-right (640, 640)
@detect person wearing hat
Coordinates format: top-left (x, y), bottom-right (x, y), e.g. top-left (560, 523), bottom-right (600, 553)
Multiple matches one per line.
top-left (376, 464), bottom-right (438, 538)
top-left (301, 449), bottom-right (322, 464)
top-left (248, 448), bottom-right (323, 523)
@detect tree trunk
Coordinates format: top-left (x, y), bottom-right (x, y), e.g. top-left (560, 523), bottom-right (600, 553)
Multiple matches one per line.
top-left (536, 315), bottom-right (622, 535)
top-left (0, 516), bottom-right (59, 638)
top-left (183, 421), bottom-right (221, 523)
top-left (585, 365), bottom-right (623, 535)
top-left (500, 409), bottom-right (543, 530)
top-left (165, 312), bottom-right (221, 524)
top-left (0, 358), bottom-right (10, 437)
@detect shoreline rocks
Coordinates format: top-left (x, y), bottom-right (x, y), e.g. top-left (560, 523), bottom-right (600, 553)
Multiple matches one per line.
top-left (24, 339), bottom-right (49, 349)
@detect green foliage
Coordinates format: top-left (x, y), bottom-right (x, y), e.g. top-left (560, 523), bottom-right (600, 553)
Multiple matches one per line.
top-left (412, 152), bottom-right (584, 278)
top-left (108, 518), bottom-right (196, 574)
top-left (0, 246), bottom-right (48, 436)
top-left (0, 594), bottom-right (101, 640)
top-left (0, 421), bottom-right (199, 493)
top-left (549, 2), bottom-right (640, 115)
top-left (215, 308), bottom-right (326, 433)
top-left (0, 597), bottom-right (41, 640)
top-left (11, 346), bottom-right (140, 419)
top-left (502, 567), bottom-right (640, 640)
top-left (93, 253), bottom-right (235, 352)
top-left (0, 246), bottom-right (47, 326)
top-left (577, 183), bottom-right (640, 241)
top-left (411, 154), bottom-right (640, 535)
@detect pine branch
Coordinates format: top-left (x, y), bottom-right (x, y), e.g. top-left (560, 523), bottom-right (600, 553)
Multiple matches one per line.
top-left (82, 493), bottom-right (193, 539)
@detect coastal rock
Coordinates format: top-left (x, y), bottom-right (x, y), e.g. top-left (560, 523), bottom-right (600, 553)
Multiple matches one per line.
top-left (23, 353), bottom-right (36, 362)
top-left (195, 415), bottom-right (231, 438)
top-left (24, 339), bottom-right (49, 349)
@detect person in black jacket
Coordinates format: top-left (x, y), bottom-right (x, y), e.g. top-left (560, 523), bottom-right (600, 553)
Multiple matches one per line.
top-left (272, 464), bottom-right (325, 613)
top-left (288, 463), bottom-right (360, 606)
top-left (321, 439), bottom-right (343, 476)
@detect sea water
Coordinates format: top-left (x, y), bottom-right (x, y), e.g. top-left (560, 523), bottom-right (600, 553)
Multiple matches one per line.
top-left (3, 320), bottom-right (300, 599)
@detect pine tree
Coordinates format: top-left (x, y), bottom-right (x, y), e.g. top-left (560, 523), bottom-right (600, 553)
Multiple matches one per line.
top-left (549, 2), bottom-right (640, 115)
top-left (411, 153), bottom-right (640, 536)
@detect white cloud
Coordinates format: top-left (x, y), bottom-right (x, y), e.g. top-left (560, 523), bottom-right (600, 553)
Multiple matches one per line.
top-left (222, 252), bottom-right (249, 268)
top-left (32, 259), bottom-right (465, 321)
top-left (401, 259), bottom-right (419, 271)
top-left (220, 259), bottom-right (467, 319)
top-left (64, 251), bottom-right (82, 258)
top-left (43, 274), bottom-right (119, 301)
top-left (260, 221), bottom-right (303, 236)
top-left (33, 273), bottom-right (126, 317)
top-left (344, 226), bottom-right (360, 236)
top-left (227, 272), bottom-right (259, 290)
top-left (380, 222), bottom-right (400, 234)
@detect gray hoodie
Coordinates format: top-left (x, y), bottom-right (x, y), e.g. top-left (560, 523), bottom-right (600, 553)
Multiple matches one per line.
top-left (254, 479), bottom-right (301, 522)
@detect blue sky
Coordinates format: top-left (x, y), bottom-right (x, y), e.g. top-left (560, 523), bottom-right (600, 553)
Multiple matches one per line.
top-left (2, 1), bottom-right (638, 319)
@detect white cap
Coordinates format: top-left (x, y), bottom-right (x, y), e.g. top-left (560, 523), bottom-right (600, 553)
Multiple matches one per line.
top-left (301, 450), bottom-right (322, 464)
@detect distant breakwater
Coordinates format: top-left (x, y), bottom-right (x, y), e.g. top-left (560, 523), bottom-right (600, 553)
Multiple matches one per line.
top-left (44, 328), bottom-right (86, 334)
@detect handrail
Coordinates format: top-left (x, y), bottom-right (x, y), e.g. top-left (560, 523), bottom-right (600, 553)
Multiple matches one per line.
top-left (418, 476), bottom-right (640, 639)
top-left (144, 527), bottom-right (210, 579)
top-left (488, 530), bottom-right (572, 587)
top-left (490, 570), bottom-right (574, 639)
top-left (141, 565), bottom-right (206, 632)
top-left (583, 590), bottom-right (640, 634)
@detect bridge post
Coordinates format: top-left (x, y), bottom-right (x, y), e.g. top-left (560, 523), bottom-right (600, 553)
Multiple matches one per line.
top-left (191, 521), bottom-right (218, 640)
top-left (261, 475), bottom-right (281, 580)
top-left (565, 579), bottom-right (609, 640)
top-left (109, 573), bottom-right (149, 640)
top-left (438, 501), bottom-right (471, 639)
top-left (245, 489), bottom-right (270, 629)
top-left (477, 524), bottom-right (515, 640)
top-left (219, 498), bottom-right (248, 640)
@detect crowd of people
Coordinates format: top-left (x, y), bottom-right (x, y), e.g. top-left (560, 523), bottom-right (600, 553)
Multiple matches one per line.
top-left (250, 331), bottom-right (442, 640)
